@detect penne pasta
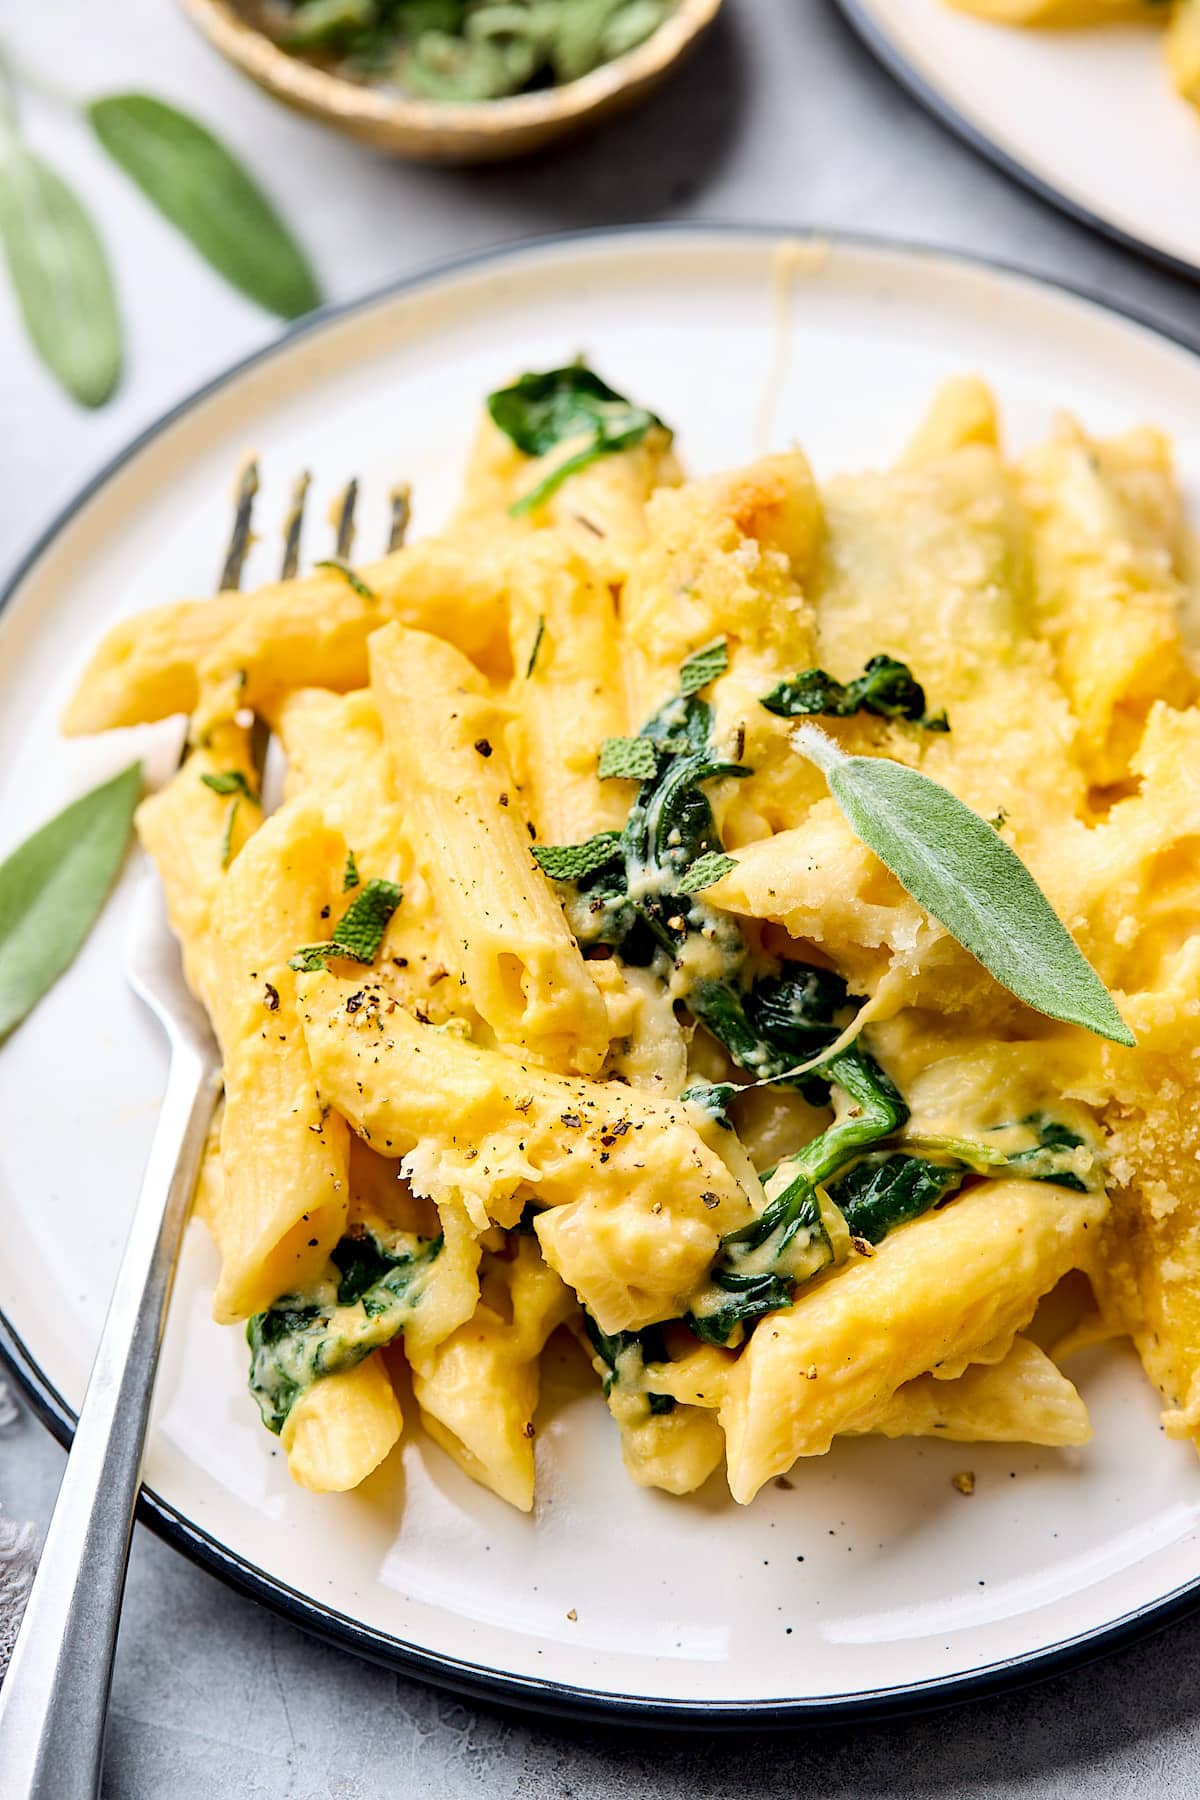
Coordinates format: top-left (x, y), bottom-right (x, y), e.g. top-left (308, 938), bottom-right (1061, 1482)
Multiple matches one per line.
top-left (849, 1337), bottom-right (1091, 1447)
top-left (281, 1352), bottom-right (403, 1494)
top-left (412, 1234), bottom-right (575, 1511)
top-left (719, 1179), bottom-right (1104, 1502)
top-left (69, 365), bottom-right (1200, 1517)
top-left (63, 525), bottom-right (520, 735)
top-left (370, 623), bottom-right (611, 1075)
top-left (299, 966), bottom-right (754, 1329)
top-left (135, 719), bottom-right (264, 1011)
top-left (506, 535), bottom-right (630, 842)
top-left (204, 802), bottom-right (350, 1321)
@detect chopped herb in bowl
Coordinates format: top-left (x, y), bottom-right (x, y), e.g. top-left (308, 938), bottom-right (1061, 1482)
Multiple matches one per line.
top-left (268, 0), bottom-right (680, 100)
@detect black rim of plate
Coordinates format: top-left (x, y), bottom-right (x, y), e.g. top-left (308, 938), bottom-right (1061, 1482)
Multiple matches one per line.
top-left (832, 0), bottom-right (1200, 289)
top-left (4, 223), bottom-right (1200, 1729)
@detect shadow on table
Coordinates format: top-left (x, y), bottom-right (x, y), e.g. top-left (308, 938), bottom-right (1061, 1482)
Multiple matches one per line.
top-left (403, 8), bottom-right (748, 230)
top-left (471, 1603), bottom-right (1200, 1794)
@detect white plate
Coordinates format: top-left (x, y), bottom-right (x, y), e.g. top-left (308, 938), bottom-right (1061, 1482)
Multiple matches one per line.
top-left (836, 0), bottom-right (1200, 283)
top-left (4, 227), bottom-right (1200, 1724)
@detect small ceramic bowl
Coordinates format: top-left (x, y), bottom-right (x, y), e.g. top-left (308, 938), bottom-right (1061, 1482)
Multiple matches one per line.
top-left (179, 0), bottom-right (725, 164)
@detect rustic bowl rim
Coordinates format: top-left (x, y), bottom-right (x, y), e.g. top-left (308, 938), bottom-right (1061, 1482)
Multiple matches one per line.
top-left (180, 0), bottom-right (725, 139)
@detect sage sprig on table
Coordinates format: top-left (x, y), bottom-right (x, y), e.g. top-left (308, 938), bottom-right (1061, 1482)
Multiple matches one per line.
top-left (0, 88), bottom-right (121, 407)
top-left (791, 724), bottom-right (1134, 1047)
top-left (0, 58), bottom-right (321, 407)
top-left (0, 763), bottom-right (141, 1040)
top-left (88, 95), bottom-right (321, 321)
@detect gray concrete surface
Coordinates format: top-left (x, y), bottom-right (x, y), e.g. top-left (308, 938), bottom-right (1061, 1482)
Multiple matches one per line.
top-left (4, 0), bottom-right (1200, 1793)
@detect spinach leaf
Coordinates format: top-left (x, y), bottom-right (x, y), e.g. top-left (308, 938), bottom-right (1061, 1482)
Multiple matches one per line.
top-left (686, 1268), bottom-right (798, 1348)
top-left (487, 365), bottom-right (667, 516)
top-left (692, 963), bottom-right (855, 1101)
top-left (248, 1228), bottom-right (442, 1432)
top-left (829, 1152), bottom-right (966, 1244)
top-left (907, 1114), bottom-right (1099, 1192)
top-left (687, 1046), bottom-right (910, 1345)
top-left (680, 1080), bottom-right (738, 1125)
top-left (1000, 1114), bottom-right (1091, 1192)
top-left (583, 1314), bottom-right (675, 1416)
top-left (762, 654), bottom-right (948, 730)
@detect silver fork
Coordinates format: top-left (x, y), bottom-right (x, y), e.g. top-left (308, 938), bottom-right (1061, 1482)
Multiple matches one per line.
top-left (0, 469), bottom-right (409, 1798)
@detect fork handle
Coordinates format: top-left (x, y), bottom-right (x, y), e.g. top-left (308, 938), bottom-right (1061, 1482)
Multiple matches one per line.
top-left (0, 1034), bottom-right (220, 1800)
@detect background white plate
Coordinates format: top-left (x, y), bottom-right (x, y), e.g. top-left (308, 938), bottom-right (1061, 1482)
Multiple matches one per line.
top-left (835, 0), bottom-right (1200, 283)
top-left (4, 227), bottom-right (1200, 1724)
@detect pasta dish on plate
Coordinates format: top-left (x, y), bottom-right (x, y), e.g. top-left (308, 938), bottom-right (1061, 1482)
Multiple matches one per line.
top-left (63, 364), bottom-right (1200, 1512)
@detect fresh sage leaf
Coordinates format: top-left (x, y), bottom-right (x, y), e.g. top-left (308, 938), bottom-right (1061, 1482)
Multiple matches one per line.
top-left (330, 878), bottom-right (402, 958)
top-left (532, 832), bottom-right (623, 881)
top-left (314, 558), bottom-right (376, 599)
top-left (0, 762), bottom-right (140, 1040)
top-left (677, 850), bottom-right (737, 893)
top-left (87, 94), bottom-right (321, 320)
top-left (200, 769), bottom-right (257, 800)
top-left (290, 943), bottom-right (337, 974)
top-left (791, 724), bottom-right (1134, 1046)
top-left (220, 797), bottom-right (241, 870)
top-left (525, 614), bottom-right (546, 678)
top-left (289, 876), bottom-right (402, 972)
top-left (0, 131), bottom-right (121, 407)
top-left (597, 736), bottom-right (657, 781)
top-left (679, 637), bottom-right (729, 696)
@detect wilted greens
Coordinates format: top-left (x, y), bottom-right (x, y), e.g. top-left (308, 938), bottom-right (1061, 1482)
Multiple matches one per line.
top-left (762, 653), bottom-right (949, 732)
top-left (530, 643), bottom-right (1109, 1352)
top-left (247, 1227), bottom-right (443, 1432)
top-left (488, 363), bottom-right (667, 514)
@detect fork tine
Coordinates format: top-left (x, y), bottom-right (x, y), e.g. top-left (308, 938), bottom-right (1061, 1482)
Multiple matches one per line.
top-left (333, 478), bottom-right (358, 561)
top-left (387, 483), bottom-right (412, 553)
top-left (280, 471), bottom-right (312, 580)
top-left (218, 457), bottom-right (260, 593)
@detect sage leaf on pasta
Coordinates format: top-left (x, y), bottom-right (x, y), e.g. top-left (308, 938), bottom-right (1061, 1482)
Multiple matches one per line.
top-left (289, 877), bottom-right (402, 972)
top-left (0, 125), bottom-right (121, 407)
top-left (791, 724), bottom-right (1134, 1047)
top-left (87, 94), bottom-right (321, 320)
top-left (0, 762), bottom-right (141, 1040)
